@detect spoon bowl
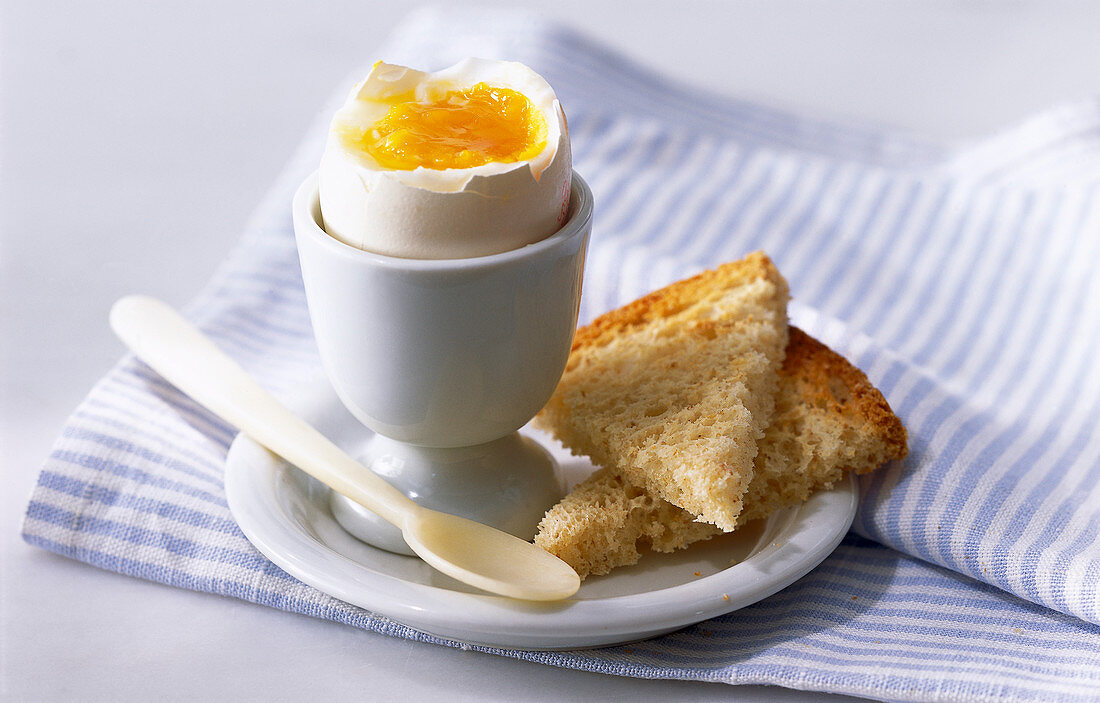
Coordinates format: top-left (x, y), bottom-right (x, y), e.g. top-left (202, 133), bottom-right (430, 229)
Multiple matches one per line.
top-left (405, 510), bottom-right (581, 601)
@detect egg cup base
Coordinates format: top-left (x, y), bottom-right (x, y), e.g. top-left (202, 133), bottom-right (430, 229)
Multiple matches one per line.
top-left (330, 431), bottom-right (564, 556)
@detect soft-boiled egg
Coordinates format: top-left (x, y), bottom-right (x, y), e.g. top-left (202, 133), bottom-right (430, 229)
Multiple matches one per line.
top-left (318, 58), bottom-right (571, 259)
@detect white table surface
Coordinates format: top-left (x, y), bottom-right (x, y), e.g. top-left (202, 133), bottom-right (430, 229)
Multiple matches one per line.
top-left (4, 1), bottom-right (1099, 700)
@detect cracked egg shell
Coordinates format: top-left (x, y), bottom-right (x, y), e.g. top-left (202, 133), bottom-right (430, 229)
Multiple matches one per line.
top-left (318, 58), bottom-right (571, 260)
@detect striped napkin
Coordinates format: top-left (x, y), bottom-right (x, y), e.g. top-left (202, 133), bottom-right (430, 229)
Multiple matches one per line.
top-left (23, 7), bottom-right (1100, 701)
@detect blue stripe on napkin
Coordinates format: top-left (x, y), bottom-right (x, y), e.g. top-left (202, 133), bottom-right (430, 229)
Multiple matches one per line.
top-left (22, 7), bottom-right (1100, 701)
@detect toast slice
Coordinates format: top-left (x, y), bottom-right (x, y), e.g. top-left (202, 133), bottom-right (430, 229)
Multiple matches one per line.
top-left (535, 252), bottom-right (789, 531)
top-left (535, 327), bottom-right (908, 579)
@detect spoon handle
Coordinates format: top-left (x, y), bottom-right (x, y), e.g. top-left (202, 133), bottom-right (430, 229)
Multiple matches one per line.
top-left (109, 295), bottom-right (415, 527)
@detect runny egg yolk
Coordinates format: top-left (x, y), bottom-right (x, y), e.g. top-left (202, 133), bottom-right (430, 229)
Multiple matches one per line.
top-left (346, 82), bottom-right (549, 171)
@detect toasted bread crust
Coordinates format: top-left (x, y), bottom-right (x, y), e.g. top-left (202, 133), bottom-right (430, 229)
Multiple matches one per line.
top-left (779, 328), bottom-right (908, 469)
top-left (567, 251), bottom-right (787, 369)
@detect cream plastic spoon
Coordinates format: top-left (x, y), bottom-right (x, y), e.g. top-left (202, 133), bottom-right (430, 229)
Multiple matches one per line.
top-left (109, 295), bottom-right (580, 601)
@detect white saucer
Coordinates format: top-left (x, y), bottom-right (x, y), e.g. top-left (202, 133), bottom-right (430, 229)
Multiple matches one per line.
top-left (224, 375), bottom-right (858, 650)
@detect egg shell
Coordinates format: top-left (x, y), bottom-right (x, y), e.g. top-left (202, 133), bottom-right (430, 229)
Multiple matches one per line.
top-left (318, 59), bottom-right (572, 260)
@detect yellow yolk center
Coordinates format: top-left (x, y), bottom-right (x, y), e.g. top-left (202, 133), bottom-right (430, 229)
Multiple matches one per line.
top-left (348, 83), bottom-right (548, 171)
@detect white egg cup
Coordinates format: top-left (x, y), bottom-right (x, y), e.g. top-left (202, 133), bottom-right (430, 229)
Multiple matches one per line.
top-left (292, 172), bottom-right (592, 556)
